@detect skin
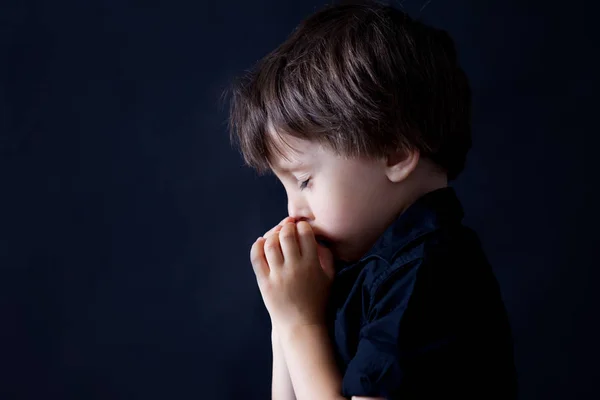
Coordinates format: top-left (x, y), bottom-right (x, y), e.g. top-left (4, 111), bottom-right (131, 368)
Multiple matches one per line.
top-left (264, 132), bottom-right (447, 264)
top-left (251, 132), bottom-right (448, 400)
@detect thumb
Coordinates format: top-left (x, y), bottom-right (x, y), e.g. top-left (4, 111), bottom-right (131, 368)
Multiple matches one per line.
top-left (316, 244), bottom-right (335, 282)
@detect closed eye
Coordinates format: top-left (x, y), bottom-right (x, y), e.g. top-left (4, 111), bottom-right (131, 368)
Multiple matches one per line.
top-left (299, 178), bottom-right (310, 190)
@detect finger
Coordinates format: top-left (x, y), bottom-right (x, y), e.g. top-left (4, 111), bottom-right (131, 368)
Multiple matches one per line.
top-left (280, 216), bottom-right (295, 225)
top-left (296, 221), bottom-right (318, 261)
top-left (316, 243), bottom-right (335, 281)
top-left (263, 217), bottom-right (295, 238)
top-left (279, 222), bottom-right (301, 262)
top-left (263, 225), bottom-right (283, 239)
top-left (250, 237), bottom-right (270, 280)
top-left (264, 232), bottom-right (284, 269)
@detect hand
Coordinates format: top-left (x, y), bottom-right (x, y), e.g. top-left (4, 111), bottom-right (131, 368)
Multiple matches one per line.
top-left (261, 216), bottom-right (295, 241)
top-left (260, 217), bottom-right (335, 282)
top-left (251, 218), bottom-right (335, 332)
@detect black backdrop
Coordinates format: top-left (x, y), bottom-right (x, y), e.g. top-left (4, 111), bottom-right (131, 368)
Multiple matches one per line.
top-left (1, 0), bottom-right (598, 399)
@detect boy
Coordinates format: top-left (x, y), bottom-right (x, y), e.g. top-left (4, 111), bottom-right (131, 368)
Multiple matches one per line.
top-left (227, 1), bottom-right (517, 399)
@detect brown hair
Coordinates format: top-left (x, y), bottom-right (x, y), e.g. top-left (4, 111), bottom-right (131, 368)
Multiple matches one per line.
top-left (224, 0), bottom-right (472, 180)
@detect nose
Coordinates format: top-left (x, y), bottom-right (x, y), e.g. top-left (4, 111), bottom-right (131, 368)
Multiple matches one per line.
top-left (287, 195), bottom-right (311, 223)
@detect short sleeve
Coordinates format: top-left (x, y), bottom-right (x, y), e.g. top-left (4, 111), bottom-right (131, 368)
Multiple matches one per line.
top-left (341, 257), bottom-right (422, 398)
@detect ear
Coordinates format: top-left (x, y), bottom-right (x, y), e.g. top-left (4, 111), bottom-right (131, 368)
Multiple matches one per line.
top-left (384, 147), bottom-right (420, 183)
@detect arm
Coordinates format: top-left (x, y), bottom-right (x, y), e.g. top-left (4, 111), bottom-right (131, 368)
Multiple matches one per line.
top-left (280, 324), bottom-right (344, 400)
top-left (271, 329), bottom-right (296, 400)
top-left (279, 324), bottom-right (385, 400)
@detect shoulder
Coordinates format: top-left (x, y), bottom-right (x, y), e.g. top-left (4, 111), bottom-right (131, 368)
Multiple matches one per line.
top-left (364, 224), bottom-right (489, 309)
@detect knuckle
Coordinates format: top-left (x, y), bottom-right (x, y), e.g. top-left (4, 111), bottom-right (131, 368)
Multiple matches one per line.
top-left (249, 246), bottom-right (258, 258)
top-left (250, 249), bottom-right (262, 262)
top-left (279, 229), bottom-right (295, 239)
top-left (264, 241), bottom-right (278, 251)
top-left (266, 232), bottom-right (278, 241)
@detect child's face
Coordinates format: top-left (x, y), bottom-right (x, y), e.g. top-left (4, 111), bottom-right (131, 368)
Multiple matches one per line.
top-left (269, 133), bottom-right (403, 263)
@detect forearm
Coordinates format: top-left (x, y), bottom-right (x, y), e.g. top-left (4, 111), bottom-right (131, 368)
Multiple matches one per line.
top-left (279, 324), bottom-right (346, 400)
top-left (272, 330), bottom-right (296, 400)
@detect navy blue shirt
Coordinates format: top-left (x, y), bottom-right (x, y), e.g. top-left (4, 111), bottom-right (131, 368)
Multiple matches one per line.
top-left (326, 187), bottom-right (518, 399)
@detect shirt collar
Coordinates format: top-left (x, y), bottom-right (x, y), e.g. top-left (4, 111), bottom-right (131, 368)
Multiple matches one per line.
top-left (334, 186), bottom-right (464, 272)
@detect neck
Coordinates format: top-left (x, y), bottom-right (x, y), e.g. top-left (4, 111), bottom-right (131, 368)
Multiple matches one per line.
top-left (414, 157), bottom-right (448, 194)
top-left (392, 158), bottom-right (448, 219)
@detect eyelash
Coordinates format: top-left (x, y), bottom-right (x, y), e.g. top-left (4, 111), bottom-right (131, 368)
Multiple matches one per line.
top-left (299, 178), bottom-right (310, 190)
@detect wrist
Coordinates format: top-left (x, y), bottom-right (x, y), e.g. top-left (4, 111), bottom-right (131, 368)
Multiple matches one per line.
top-left (279, 322), bottom-right (328, 343)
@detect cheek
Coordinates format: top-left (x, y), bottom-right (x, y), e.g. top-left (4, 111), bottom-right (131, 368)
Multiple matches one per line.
top-left (327, 182), bottom-right (381, 235)
top-left (315, 194), bottom-right (356, 236)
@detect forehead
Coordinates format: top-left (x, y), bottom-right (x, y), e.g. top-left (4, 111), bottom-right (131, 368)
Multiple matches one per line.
top-left (266, 125), bottom-right (314, 172)
top-left (269, 150), bottom-right (308, 175)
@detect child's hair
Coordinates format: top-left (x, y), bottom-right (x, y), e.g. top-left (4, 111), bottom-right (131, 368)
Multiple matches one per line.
top-left (225, 0), bottom-right (472, 181)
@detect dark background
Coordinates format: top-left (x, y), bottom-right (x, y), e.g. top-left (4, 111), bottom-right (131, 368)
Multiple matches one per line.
top-left (1, 0), bottom-right (597, 398)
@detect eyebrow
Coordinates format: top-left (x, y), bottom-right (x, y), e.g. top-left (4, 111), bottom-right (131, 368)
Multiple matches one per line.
top-left (271, 161), bottom-right (306, 174)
